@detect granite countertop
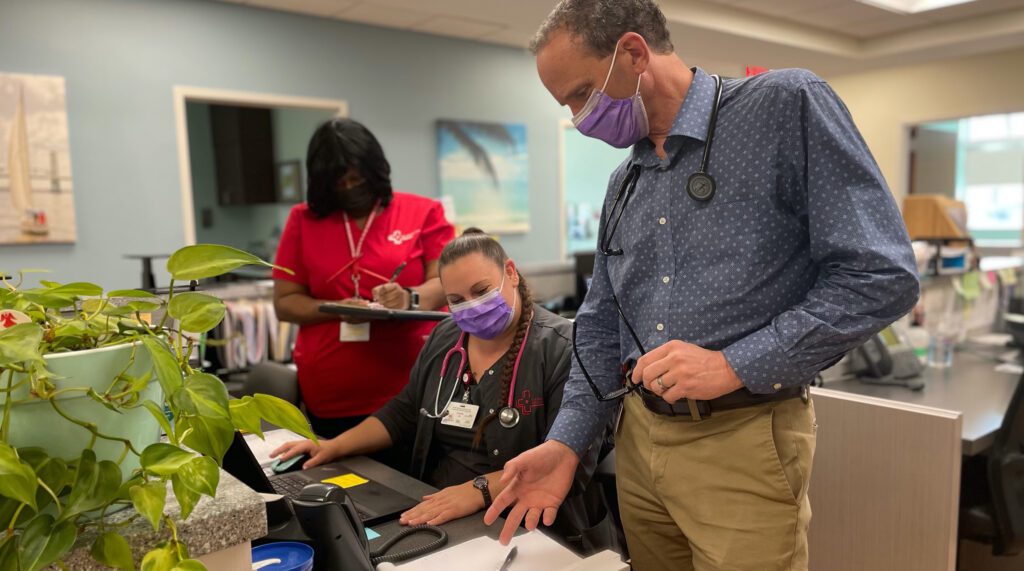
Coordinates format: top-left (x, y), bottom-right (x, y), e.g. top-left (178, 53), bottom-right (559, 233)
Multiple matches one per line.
top-left (51, 470), bottom-right (266, 569)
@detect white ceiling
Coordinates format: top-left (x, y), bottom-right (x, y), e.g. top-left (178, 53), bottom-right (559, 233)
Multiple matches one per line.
top-left (216, 0), bottom-right (1024, 76)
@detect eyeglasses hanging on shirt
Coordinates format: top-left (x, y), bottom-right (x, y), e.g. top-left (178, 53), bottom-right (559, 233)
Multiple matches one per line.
top-left (572, 293), bottom-right (647, 402)
top-left (581, 74), bottom-right (724, 403)
top-left (598, 74), bottom-right (724, 258)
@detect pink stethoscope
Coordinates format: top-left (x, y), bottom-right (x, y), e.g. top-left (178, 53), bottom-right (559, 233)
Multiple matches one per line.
top-left (420, 322), bottom-right (532, 429)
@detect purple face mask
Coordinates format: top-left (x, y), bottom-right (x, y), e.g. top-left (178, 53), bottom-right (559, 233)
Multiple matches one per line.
top-left (572, 45), bottom-right (649, 149)
top-left (450, 275), bottom-right (517, 340)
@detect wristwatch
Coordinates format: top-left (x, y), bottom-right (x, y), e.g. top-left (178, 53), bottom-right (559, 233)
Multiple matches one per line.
top-left (405, 287), bottom-right (420, 310)
top-left (473, 475), bottom-right (492, 508)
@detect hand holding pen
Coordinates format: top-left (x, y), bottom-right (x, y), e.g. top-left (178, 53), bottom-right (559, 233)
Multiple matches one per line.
top-left (372, 261), bottom-right (410, 309)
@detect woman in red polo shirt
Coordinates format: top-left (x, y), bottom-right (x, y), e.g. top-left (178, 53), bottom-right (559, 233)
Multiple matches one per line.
top-left (272, 118), bottom-right (454, 439)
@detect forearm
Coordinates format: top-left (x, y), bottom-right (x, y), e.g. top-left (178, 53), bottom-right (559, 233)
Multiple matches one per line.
top-left (413, 277), bottom-right (446, 311)
top-left (274, 292), bottom-right (339, 325)
top-left (333, 416), bottom-right (394, 457)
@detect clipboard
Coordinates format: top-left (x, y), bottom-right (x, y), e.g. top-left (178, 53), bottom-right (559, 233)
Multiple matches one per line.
top-left (319, 303), bottom-right (450, 322)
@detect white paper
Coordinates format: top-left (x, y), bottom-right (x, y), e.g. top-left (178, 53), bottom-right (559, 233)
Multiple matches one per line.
top-left (244, 429), bottom-right (308, 473)
top-left (381, 532), bottom-right (581, 571)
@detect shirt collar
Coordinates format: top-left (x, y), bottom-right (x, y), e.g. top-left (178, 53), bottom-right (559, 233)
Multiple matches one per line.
top-left (630, 67), bottom-right (716, 167)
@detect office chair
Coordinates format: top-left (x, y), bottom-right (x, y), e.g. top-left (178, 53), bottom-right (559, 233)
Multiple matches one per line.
top-left (959, 371), bottom-right (1024, 559)
top-left (239, 361), bottom-right (300, 405)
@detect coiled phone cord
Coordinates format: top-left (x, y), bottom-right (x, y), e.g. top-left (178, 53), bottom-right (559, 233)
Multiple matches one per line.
top-left (370, 525), bottom-right (448, 565)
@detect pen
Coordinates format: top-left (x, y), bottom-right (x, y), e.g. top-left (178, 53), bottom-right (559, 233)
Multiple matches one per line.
top-left (388, 261), bottom-right (408, 283)
top-left (497, 546), bottom-right (517, 571)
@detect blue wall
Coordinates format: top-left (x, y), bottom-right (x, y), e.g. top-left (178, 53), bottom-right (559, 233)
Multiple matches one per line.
top-left (0, 0), bottom-right (569, 288)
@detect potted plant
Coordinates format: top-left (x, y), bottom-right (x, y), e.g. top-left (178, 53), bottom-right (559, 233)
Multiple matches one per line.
top-left (0, 244), bottom-right (316, 570)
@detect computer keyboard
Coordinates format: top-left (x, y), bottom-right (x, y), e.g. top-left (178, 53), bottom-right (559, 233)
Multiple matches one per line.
top-left (271, 474), bottom-right (308, 498)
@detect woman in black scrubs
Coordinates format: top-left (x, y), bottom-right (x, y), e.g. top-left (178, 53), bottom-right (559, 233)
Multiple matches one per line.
top-left (273, 229), bottom-right (615, 553)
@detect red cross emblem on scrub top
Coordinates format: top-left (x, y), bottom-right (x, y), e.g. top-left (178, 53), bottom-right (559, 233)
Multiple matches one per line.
top-left (516, 390), bottom-right (545, 416)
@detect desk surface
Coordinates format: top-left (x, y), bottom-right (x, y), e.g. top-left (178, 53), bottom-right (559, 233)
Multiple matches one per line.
top-left (825, 350), bottom-right (1020, 456)
top-left (342, 457), bottom-right (504, 557)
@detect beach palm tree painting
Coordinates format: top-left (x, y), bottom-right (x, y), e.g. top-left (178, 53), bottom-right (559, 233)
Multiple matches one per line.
top-left (0, 72), bottom-right (76, 244)
top-left (438, 119), bottom-right (529, 233)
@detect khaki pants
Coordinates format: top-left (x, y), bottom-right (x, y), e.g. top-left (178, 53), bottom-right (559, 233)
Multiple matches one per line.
top-left (616, 393), bottom-right (816, 571)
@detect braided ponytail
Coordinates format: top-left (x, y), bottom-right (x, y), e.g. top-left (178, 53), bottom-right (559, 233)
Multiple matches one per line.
top-left (472, 275), bottom-right (533, 448)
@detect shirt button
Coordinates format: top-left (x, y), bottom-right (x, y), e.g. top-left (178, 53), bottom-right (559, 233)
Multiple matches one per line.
top-left (488, 408), bottom-right (495, 414)
top-left (659, 217), bottom-right (667, 225)
top-left (656, 323), bottom-right (665, 331)
top-left (772, 383), bottom-right (783, 391)
top-left (492, 449), bottom-right (500, 456)
top-left (662, 276), bottom-right (670, 284)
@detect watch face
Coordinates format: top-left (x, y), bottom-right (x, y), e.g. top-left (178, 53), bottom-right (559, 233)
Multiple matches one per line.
top-left (474, 476), bottom-right (487, 489)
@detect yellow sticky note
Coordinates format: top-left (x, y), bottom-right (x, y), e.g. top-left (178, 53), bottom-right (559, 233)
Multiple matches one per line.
top-left (1000, 268), bottom-right (1019, 286)
top-left (322, 473), bottom-right (368, 489)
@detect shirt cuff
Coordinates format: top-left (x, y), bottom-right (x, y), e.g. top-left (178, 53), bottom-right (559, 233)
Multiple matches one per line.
top-left (545, 407), bottom-right (605, 459)
top-left (722, 327), bottom-right (810, 394)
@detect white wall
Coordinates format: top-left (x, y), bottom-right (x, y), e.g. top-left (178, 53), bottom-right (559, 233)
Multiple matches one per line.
top-left (826, 46), bottom-right (1024, 202)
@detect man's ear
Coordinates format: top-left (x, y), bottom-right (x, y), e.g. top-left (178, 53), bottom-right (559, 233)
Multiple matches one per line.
top-left (619, 32), bottom-right (651, 76)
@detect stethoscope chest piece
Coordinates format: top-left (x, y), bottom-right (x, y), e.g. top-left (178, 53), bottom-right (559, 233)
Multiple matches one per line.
top-left (686, 172), bottom-right (716, 202)
top-left (498, 406), bottom-right (520, 429)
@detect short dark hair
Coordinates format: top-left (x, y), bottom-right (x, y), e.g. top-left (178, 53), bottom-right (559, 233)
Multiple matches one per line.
top-left (530, 0), bottom-right (674, 57)
top-left (305, 118), bottom-right (393, 217)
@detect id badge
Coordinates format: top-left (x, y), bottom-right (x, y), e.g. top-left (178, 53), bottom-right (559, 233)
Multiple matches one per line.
top-left (339, 321), bottom-right (370, 343)
top-left (440, 402), bottom-right (480, 430)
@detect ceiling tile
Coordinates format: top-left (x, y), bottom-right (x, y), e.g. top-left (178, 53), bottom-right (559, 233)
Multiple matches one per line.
top-left (335, 2), bottom-right (434, 28)
top-left (245, 0), bottom-right (357, 17)
top-left (922, 0), bottom-right (1024, 21)
top-left (411, 16), bottom-right (506, 40)
top-left (730, 0), bottom-right (847, 16)
top-left (841, 13), bottom-right (932, 36)
top-left (784, 1), bottom-right (898, 28)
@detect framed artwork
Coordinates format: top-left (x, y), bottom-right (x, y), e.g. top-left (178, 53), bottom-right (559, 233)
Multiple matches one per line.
top-left (437, 119), bottom-right (529, 233)
top-left (275, 160), bottom-right (303, 203)
top-left (0, 72), bottom-right (76, 244)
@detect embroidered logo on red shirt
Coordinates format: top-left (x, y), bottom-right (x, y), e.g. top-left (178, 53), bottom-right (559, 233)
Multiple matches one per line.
top-left (516, 390), bottom-right (544, 416)
top-left (387, 229), bottom-right (420, 245)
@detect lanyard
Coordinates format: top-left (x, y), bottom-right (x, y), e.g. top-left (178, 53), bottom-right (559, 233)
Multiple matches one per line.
top-left (341, 201), bottom-right (381, 299)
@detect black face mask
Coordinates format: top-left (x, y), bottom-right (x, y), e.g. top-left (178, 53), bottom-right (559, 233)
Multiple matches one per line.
top-left (308, 182), bottom-right (376, 218)
top-left (336, 183), bottom-right (377, 218)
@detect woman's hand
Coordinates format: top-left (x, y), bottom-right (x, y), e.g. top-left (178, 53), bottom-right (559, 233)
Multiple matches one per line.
top-left (398, 481), bottom-right (484, 526)
top-left (271, 438), bottom-right (343, 470)
top-left (372, 283), bottom-right (411, 310)
top-left (337, 297), bottom-right (370, 324)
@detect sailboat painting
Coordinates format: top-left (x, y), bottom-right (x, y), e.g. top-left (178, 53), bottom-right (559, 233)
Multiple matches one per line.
top-left (0, 72), bottom-right (76, 244)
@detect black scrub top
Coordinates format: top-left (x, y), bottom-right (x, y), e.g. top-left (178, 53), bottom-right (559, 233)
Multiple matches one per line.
top-left (427, 374), bottom-right (493, 488)
top-left (372, 306), bottom-right (617, 555)
top-left (372, 306), bottom-right (585, 485)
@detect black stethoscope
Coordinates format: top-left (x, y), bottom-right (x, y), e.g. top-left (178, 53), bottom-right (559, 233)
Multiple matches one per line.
top-left (599, 74), bottom-right (724, 257)
top-left (419, 323), bottom-right (533, 429)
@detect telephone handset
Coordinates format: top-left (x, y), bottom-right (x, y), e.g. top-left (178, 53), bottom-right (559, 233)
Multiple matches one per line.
top-left (851, 326), bottom-right (925, 390)
top-left (291, 483), bottom-right (448, 571)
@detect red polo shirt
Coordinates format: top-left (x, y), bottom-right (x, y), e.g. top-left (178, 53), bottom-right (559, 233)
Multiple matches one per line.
top-left (272, 192), bottom-right (454, 418)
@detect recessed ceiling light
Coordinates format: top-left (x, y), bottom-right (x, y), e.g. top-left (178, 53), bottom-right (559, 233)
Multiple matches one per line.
top-left (855, 0), bottom-right (980, 14)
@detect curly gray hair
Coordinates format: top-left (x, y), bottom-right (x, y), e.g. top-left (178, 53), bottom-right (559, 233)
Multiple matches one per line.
top-left (530, 0), bottom-right (674, 57)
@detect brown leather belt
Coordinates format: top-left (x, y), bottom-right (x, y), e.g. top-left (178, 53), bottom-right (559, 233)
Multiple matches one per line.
top-left (637, 385), bottom-right (808, 420)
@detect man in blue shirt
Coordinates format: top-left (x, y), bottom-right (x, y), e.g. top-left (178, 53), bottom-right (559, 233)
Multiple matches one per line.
top-left (485, 1), bottom-right (920, 569)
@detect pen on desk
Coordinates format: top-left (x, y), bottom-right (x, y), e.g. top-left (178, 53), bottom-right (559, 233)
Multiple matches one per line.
top-left (497, 546), bottom-right (517, 571)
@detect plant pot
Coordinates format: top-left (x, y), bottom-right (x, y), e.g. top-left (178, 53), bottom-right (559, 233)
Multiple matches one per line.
top-left (0, 342), bottom-right (164, 483)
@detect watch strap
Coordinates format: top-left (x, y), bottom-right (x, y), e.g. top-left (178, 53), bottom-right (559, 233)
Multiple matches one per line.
top-left (474, 476), bottom-right (492, 508)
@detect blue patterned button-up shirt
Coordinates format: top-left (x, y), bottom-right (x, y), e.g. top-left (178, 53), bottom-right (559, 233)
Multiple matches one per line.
top-left (548, 68), bottom-right (920, 456)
